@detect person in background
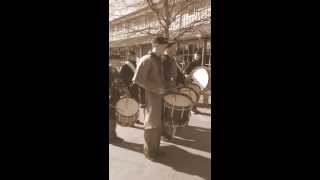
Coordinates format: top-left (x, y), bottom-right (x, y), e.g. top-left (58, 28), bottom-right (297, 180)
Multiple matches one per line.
top-left (109, 64), bottom-right (125, 144)
top-left (119, 51), bottom-right (144, 125)
top-left (183, 51), bottom-right (202, 75)
top-left (161, 42), bottom-right (180, 141)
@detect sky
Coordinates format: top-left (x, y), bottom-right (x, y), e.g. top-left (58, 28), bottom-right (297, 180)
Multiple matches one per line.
top-left (109, 0), bottom-right (145, 21)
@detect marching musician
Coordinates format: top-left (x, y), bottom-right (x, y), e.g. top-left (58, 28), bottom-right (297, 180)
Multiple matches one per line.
top-left (119, 51), bottom-right (145, 125)
top-left (132, 36), bottom-right (168, 161)
top-left (183, 51), bottom-right (202, 76)
top-left (161, 42), bottom-right (180, 141)
top-left (182, 51), bottom-right (202, 114)
top-left (109, 64), bottom-right (126, 144)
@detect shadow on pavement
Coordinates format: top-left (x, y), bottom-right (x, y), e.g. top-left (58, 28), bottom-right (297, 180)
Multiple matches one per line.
top-left (171, 126), bottom-right (211, 153)
top-left (158, 145), bottom-right (211, 180)
top-left (112, 140), bottom-right (143, 154)
top-left (193, 111), bottom-right (211, 116)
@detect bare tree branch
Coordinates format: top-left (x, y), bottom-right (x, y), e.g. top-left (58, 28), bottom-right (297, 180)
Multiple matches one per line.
top-left (170, 0), bottom-right (196, 23)
top-left (172, 17), bottom-right (209, 39)
top-left (146, 0), bottom-right (167, 31)
top-left (125, 26), bottom-right (160, 36)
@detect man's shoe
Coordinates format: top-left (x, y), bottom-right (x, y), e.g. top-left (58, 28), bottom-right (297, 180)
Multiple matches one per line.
top-left (135, 120), bottom-right (143, 125)
top-left (144, 153), bottom-right (157, 161)
top-left (161, 136), bottom-right (172, 142)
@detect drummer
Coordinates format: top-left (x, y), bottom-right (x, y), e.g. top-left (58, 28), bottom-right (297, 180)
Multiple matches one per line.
top-left (109, 64), bottom-right (127, 144)
top-left (161, 41), bottom-right (181, 141)
top-left (119, 51), bottom-right (144, 125)
top-left (183, 51), bottom-right (202, 76)
top-left (132, 36), bottom-right (168, 161)
top-left (182, 51), bottom-right (202, 114)
top-left (162, 42), bottom-right (185, 88)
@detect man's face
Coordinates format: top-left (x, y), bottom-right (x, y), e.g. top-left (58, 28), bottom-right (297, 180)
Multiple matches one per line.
top-left (128, 54), bottom-right (136, 61)
top-left (194, 53), bottom-right (201, 61)
top-left (153, 43), bottom-right (167, 54)
top-left (166, 45), bottom-right (177, 56)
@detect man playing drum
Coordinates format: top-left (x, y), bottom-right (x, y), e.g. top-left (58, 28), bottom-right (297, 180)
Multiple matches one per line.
top-left (132, 36), bottom-right (168, 161)
top-left (161, 42), bottom-right (182, 141)
top-left (109, 64), bottom-right (126, 144)
top-left (183, 51), bottom-right (202, 75)
top-left (119, 51), bottom-right (144, 125)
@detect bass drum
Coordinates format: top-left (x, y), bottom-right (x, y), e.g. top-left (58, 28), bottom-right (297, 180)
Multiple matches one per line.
top-left (190, 66), bottom-right (211, 91)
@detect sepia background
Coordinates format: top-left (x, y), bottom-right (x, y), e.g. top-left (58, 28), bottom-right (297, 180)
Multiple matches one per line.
top-left (109, 0), bottom-right (211, 180)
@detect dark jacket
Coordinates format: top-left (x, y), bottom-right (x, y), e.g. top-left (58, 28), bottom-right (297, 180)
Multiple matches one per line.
top-left (119, 60), bottom-right (145, 104)
top-left (183, 59), bottom-right (201, 75)
top-left (162, 55), bottom-right (185, 86)
top-left (109, 66), bottom-right (122, 120)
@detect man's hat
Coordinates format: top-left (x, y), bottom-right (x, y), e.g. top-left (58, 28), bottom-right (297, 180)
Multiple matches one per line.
top-left (128, 50), bottom-right (136, 55)
top-left (166, 41), bottom-right (176, 48)
top-left (151, 36), bottom-right (169, 44)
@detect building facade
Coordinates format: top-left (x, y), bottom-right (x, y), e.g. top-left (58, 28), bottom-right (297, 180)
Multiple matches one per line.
top-left (109, 0), bottom-right (211, 70)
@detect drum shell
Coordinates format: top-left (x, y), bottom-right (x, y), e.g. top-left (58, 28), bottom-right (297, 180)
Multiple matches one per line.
top-left (115, 96), bottom-right (139, 127)
top-left (186, 83), bottom-right (201, 102)
top-left (179, 87), bottom-right (199, 103)
top-left (162, 92), bottom-right (193, 127)
top-left (115, 112), bottom-right (138, 127)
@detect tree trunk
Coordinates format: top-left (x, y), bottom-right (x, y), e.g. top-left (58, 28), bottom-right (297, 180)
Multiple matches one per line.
top-left (163, 0), bottom-right (170, 39)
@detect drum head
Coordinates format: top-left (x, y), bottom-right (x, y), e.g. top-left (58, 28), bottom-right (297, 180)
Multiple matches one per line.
top-left (163, 93), bottom-right (193, 107)
top-left (179, 87), bottom-right (198, 103)
top-left (115, 97), bottom-right (139, 116)
top-left (191, 66), bottom-right (211, 90)
top-left (187, 83), bottom-right (201, 95)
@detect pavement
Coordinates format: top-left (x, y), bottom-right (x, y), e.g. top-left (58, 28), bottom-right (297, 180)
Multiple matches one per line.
top-left (109, 107), bottom-right (211, 180)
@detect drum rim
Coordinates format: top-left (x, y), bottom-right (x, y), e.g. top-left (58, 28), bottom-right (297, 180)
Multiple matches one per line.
top-left (115, 96), bottom-right (139, 116)
top-left (188, 83), bottom-right (201, 91)
top-left (178, 86), bottom-right (199, 103)
top-left (163, 92), bottom-right (193, 107)
top-left (187, 83), bottom-right (202, 96)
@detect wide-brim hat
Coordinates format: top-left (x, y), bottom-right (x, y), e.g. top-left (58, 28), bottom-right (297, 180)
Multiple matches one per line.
top-left (151, 36), bottom-right (169, 44)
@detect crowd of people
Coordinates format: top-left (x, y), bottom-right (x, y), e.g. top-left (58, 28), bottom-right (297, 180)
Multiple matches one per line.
top-left (109, 36), bottom-right (204, 161)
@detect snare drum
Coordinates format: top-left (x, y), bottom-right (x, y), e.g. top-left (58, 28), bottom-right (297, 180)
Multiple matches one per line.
top-left (162, 92), bottom-right (193, 128)
top-left (179, 87), bottom-right (199, 103)
top-left (115, 97), bottom-right (139, 127)
top-left (190, 66), bottom-right (211, 91)
top-left (187, 83), bottom-right (201, 98)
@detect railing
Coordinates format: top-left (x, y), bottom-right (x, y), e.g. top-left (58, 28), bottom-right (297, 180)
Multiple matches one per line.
top-left (110, 6), bottom-right (211, 41)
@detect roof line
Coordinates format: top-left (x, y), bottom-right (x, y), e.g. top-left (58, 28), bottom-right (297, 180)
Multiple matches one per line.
top-left (110, 1), bottom-right (162, 23)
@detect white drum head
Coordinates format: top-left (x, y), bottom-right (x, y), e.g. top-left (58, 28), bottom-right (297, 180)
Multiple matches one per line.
top-left (115, 97), bottom-right (139, 116)
top-left (191, 67), bottom-right (209, 90)
top-left (164, 94), bottom-right (192, 107)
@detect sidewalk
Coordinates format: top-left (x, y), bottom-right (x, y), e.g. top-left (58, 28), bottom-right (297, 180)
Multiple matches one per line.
top-left (109, 107), bottom-right (211, 180)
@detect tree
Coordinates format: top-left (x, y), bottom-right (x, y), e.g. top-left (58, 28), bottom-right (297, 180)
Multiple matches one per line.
top-left (110, 0), bottom-right (210, 41)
